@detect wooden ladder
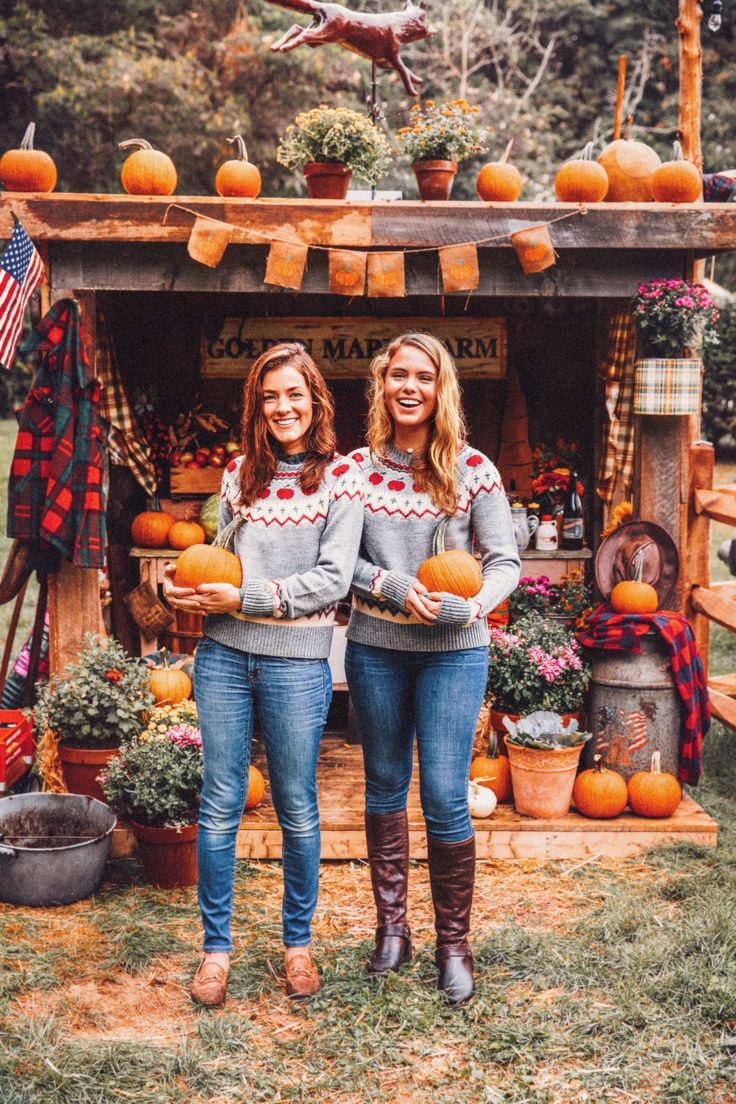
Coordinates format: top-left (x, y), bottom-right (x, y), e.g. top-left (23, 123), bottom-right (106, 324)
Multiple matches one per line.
top-left (691, 480), bottom-right (736, 729)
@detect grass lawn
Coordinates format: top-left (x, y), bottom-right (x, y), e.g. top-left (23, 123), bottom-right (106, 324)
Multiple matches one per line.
top-left (1, 426), bottom-right (736, 1103)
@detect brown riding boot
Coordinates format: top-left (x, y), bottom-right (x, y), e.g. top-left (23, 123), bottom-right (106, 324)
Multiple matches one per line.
top-left (365, 810), bottom-right (412, 974)
top-left (427, 834), bottom-right (476, 1005)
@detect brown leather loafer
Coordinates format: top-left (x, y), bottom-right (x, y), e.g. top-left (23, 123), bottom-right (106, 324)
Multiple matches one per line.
top-left (190, 958), bottom-right (229, 1007)
top-left (284, 949), bottom-right (321, 999)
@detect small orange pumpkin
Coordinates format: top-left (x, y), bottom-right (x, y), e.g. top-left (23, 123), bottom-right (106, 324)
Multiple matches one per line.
top-left (150, 651), bottom-right (192, 705)
top-left (0, 122), bottom-right (57, 193)
top-left (417, 517), bottom-right (483, 599)
top-left (610, 543), bottom-right (658, 614)
top-left (572, 755), bottom-right (628, 819)
top-left (168, 520), bottom-right (206, 550)
top-left (131, 502), bottom-right (175, 548)
top-left (555, 142), bottom-right (609, 203)
top-left (469, 732), bottom-right (512, 803)
top-left (215, 135), bottom-right (262, 198)
top-left (173, 544), bottom-right (243, 590)
top-left (651, 140), bottom-right (702, 204)
top-left (627, 750), bottom-right (681, 818)
top-left (245, 764), bottom-right (266, 809)
top-left (596, 118), bottom-right (660, 201)
top-left (476, 139), bottom-right (523, 202)
top-left (119, 138), bottom-right (177, 196)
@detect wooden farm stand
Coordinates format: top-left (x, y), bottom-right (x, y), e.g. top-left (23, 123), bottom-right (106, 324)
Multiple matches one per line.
top-left (2, 192), bottom-right (732, 859)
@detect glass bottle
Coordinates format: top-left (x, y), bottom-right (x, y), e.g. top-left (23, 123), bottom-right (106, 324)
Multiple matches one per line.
top-left (561, 470), bottom-right (584, 551)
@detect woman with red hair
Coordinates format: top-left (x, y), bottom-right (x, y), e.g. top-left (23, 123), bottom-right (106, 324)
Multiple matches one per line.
top-left (164, 343), bottom-right (363, 1006)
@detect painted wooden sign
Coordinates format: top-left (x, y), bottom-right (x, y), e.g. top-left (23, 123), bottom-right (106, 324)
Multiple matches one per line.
top-left (202, 317), bottom-right (507, 379)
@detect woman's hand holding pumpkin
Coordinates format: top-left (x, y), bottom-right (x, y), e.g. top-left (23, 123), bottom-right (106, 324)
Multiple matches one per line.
top-left (192, 583), bottom-right (242, 614)
top-left (405, 584), bottom-right (441, 624)
top-left (162, 562), bottom-right (202, 612)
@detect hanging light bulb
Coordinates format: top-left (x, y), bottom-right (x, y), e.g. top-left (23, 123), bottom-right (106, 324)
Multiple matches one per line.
top-left (708, 0), bottom-right (723, 32)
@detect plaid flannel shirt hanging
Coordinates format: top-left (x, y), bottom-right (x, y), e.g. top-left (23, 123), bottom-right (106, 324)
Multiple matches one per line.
top-left (597, 309), bottom-right (637, 510)
top-left (8, 299), bottom-right (108, 568)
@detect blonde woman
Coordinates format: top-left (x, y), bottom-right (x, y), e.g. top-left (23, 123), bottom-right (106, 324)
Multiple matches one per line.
top-left (345, 333), bottom-right (520, 1004)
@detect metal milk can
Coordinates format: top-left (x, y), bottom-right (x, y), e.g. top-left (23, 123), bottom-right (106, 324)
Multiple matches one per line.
top-left (583, 632), bottom-right (680, 781)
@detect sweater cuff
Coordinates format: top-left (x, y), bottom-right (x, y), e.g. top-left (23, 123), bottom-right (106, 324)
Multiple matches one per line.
top-left (240, 580), bottom-right (279, 618)
top-left (380, 571), bottom-right (418, 611)
top-left (436, 593), bottom-right (473, 626)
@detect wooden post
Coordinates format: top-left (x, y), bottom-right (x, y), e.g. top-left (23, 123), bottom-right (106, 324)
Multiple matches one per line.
top-left (686, 441), bottom-right (714, 673)
top-left (46, 290), bottom-right (106, 677)
top-left (677, 0), bottom-right (703, 168)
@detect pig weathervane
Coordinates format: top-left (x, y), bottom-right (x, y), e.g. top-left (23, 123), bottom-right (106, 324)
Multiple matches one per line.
top-left (266, 0), bottom-right (436, 96)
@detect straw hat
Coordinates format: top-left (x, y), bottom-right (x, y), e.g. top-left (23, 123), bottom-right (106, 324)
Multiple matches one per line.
top-left (595, 520), bottom-right (679, 607)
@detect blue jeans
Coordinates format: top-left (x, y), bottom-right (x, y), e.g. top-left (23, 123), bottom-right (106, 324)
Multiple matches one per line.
top-left (344, 641), bottom-right (488, 843)
top-left (194, 636), bottom-right (332, 951)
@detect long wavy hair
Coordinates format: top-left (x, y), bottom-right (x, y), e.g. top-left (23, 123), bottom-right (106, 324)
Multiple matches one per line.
top-left (238, 343), bottom-right (336, 506)
top-left (366, 332), bottom-right (466, 515)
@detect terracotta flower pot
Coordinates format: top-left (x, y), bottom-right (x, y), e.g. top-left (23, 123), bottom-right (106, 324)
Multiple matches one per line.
top-left (132, 820), bottom-right (198, 888)
top-left (58, 744), bottom-right (119, 803)
top-left (413, 159), bottom-right (457, 201)
top-left (489, 710), bottom-right (581, 755)
top-left (506, 741), bottom-right (585, 819)
top-left (303, 161), bottom-right (352, 199)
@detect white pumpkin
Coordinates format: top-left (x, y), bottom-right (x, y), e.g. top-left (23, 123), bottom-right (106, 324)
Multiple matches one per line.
top-left (468, 780), bottom-right (497, 819)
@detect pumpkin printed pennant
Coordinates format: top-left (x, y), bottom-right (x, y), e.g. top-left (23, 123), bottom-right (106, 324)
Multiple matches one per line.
top-left (439, 243), bottom-right (479, 292)
top-left (367, 252), bottom-right (406, 298)
top-left (509, 222), bottom-right (556, 274)
top-left (328, 250), bottom-right (367, 296)
top-left (265, 240), bottom-right (309, 290)
top-left (187, 216), bottom-right (234, 268)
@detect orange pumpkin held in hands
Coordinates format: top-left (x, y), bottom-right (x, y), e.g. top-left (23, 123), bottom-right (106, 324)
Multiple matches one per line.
top-left (469, 732), bottom-right (512, 803)
top-left (131, 502), bottom-right (175, 549)
top-left (610, 544), bottom-right (658, 614)
top-left (417, 517), bottom-right (483, 599)
top-left (555, 142), bottom-right (609, 203)
top-left (651, 140), bottom-right (702, 204)
top-left (573, 755), bottom-right (628, 819)
top-left (215, 135), bottom-right (262, 198)
top-left (245, 764), bottom-right (266, 809)
top-left (119, 138), bottom-right (177, 195)
top-left (174, 545), bottom-right (243, 589)
top-left (0, 122), bottom-right (57, 193)
top-left (627, 750), bottom-right (681, 818)
top-left (150, 650), bottom-right (192, 705)
top-left (477, 139), bottom-right (523, 202)
top-left (168, 520), bottom-right (206, 551)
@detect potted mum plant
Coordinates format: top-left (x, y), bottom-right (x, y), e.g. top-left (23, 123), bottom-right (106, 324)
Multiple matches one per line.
top-left (34, 635), bottom-right (154, 802)
top-left (100, 700), bottom-right (202, 887)
top-left (277, 105), bottom-right (392, 199)
top-left (486, 612), bottom-right (591, 745)
top-left (396, 98), bottom-right (487, 200)
top-left (631, 279), bottom-right (720, 416)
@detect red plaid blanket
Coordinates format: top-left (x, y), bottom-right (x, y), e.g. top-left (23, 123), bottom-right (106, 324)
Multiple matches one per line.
top-left (577, 605), bottom-right (710, 785)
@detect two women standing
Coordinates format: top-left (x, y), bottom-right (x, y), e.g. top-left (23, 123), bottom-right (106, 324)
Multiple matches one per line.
top-left (167, 332), bottom-right (519, 1007)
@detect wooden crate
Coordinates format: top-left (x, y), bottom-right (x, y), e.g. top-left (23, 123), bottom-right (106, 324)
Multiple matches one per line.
top-left (111, 736), bottom-right (718, 861)
top-left (169, 466), bottom-right (223, 496)
top-left (0, 711), bottom-right (35, 793)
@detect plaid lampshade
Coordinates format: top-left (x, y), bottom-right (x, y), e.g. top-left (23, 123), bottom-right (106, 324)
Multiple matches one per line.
top-left (633, 357), bottom-right (703, 416)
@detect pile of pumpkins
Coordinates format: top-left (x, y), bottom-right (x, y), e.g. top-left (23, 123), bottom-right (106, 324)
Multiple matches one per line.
top-left (469, 737), bottom-right (681, 821)
top-left (1, 120), bottom-right (702, 205)
top-left (131, 497), bottom-right (242, 590)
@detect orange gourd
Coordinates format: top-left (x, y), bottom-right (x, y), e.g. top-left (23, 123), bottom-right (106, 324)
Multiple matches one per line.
top-left (572, 755), bottom-right (628, 819)
top-left (173, 544), bottom-right (243, 589)
top-left (119, 138), bottom-right (177, 196)
top-left (627, 750), bottom-right (681, 818)
top-left (477, 139), bottom-right (523, 202)
top-left (131, 502), bottom-right (175, 548)
top-left (0, 122), bottom-right (57, 193)
top-left (245, 764), bottom-right (266, 809)
top-left (168, 520), bottom-right (206, 551)
top-left (555, 142), bottom-right (609, 203)
top-left (609, 544), bottom-right (658, 614)
top-left (651, 140), bottom-right (702, 204)
top-left (469, 732), bottom-right (512, 803)
top-left (596, 119), bottom-right (660, 201)
top-left (417, 516), bottom-right (483, 599)
top-left (150, 651), bottom-right (192, 705)
top-left (215, 135), bottom-right (262, 198)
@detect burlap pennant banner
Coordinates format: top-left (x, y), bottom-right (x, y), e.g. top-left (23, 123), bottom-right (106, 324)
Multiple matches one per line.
top-left (328, 250), bottom-right (367, 296)
top-left (367, 252), bottom-right (406, 298)
top-left (439, 243), bottom-right (479, 292)
top-left (265, 240), bottom-right (309, 290)
top-left (187, 216), bottom-right (234, 268)
top-left (509, 222), bottom-right (556, 274)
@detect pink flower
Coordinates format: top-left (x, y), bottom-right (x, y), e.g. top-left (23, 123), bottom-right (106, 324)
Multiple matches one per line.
top-left (528, 645), bottom-right (563, 682)
top-left (168, 724), bottom-right (203, 749)
top-left (675, 296), bottom-right (695, 309)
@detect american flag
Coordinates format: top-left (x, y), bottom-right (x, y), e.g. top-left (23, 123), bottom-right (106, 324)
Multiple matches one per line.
top-left (0, 219), bottom-right (44, 371)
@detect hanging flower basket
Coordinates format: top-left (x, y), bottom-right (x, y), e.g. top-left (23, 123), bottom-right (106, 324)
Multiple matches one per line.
top-left (633, 357), bottom-right (703, 416)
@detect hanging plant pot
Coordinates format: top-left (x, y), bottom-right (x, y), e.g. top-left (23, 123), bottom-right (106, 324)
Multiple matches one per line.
top-left (303, 162), bottom-right (352, 199)
top-left (413, 160), bottom-right (457, 201)
top-left (132, 820), bottom-right (198, 888)
top-left (58, 744), bottom-right (120, 804)
top-left (633, 357), bottom-right (703, 416)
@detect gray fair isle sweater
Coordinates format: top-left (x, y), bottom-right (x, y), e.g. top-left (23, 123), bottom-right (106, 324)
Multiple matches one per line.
top-left (347, 443), bottom-right (520, 652)
top-left (203, 453), bottom-right (364, 659)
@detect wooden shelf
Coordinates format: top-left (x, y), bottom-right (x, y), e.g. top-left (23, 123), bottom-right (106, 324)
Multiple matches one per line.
top-left (521, 548), bottom-right (593, 560)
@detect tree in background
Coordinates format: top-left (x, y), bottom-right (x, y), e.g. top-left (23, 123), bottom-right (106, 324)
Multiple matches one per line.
top-left (703, 300), bottom-right (736, 455)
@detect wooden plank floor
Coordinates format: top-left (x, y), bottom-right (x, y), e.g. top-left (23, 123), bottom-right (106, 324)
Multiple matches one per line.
top-left (111, 736), bottom-right (718, 861)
